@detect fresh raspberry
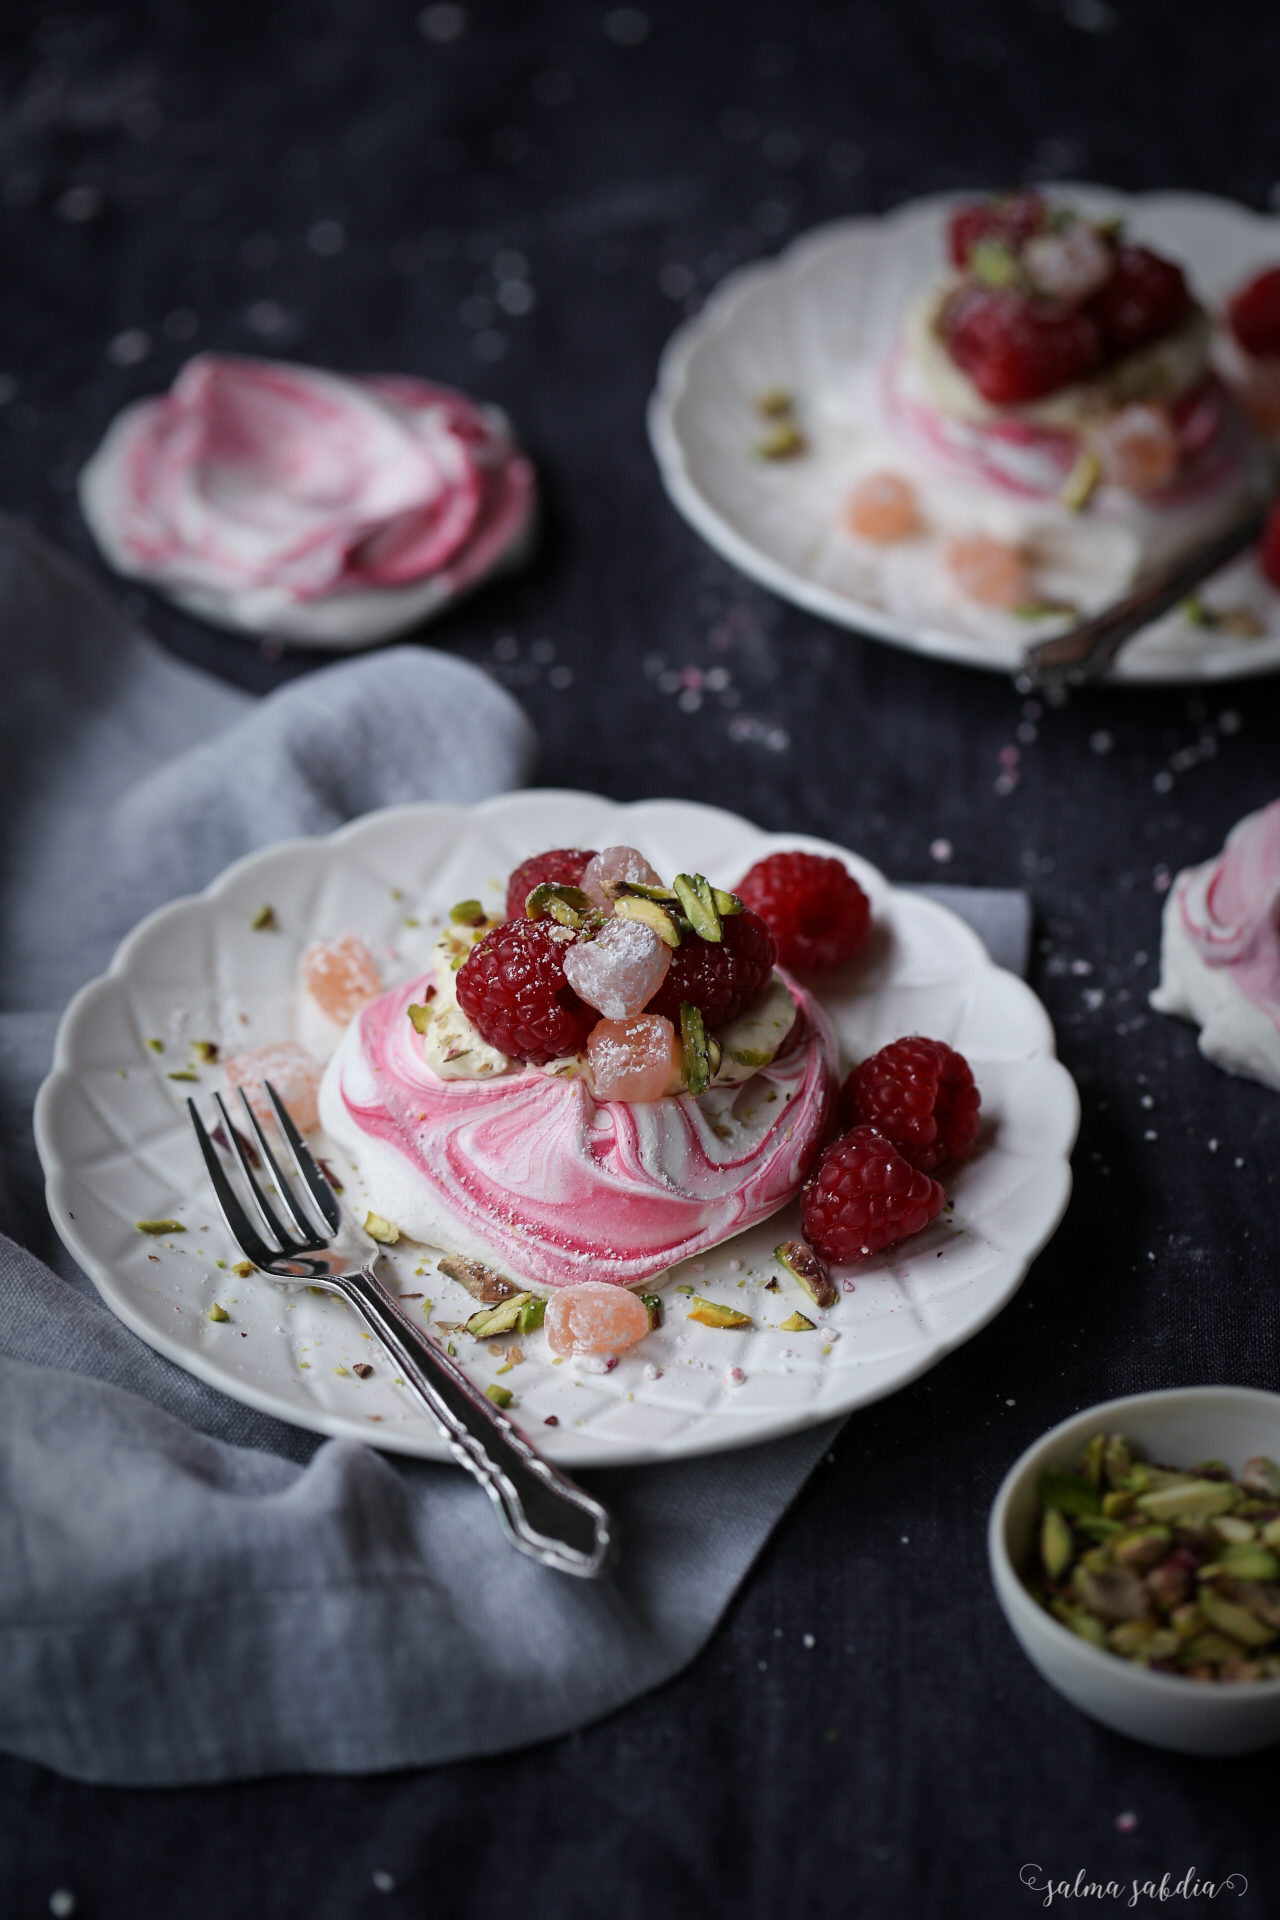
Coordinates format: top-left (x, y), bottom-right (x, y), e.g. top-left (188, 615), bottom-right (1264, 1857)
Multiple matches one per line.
top-left (456, 920), bottom-right (594, 1065)
top-left (838, 1037), bottom-right (981, 1174)
top-left (646, 909), bottom-right (777, 1030)
top-left (504, 848), bottom-right (596, 923)
top-left (1260, 502), bottom-right (1280, 591)
top-left (1087, 246), bottom-right (1189, 359)
top-left (948, 191), bottom-right (1046, 270)
top-left (1228, 266), bottom-right (1280, 360)
top-left (802, 1126), bottom-right (946, 1264)
top-left (736, 851), bottom-right (871, 973)
top-left (942, 285), bottom-right (1102, 405)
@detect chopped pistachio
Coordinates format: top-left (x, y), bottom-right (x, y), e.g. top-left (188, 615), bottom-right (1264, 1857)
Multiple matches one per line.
top-left (755, 387), bottom-right (793, 417)
top-left (1216, 1543), bottom-right (1280, 1583)
top-left (192, 1040), bottom-right (219, 1064)
top-left (673, 872), bottom-right (722, 943)
top-left (710, 888), bottom-right (744, 917)
top-left (1049, 1599), bottom-right (1107, 1648)
top-left (674, 1284), bottom-right (695, 1295)
top-left (485, 1383), bottom-right (514, 1409)
top-left (136, 1218), bottom-right (185, 1235)
top-left (1101, 1489), bottom-right (1134, 1520)
top-left (524, 881), bottom-right (591, 927)
top-left (449, 898), bottom-right (486, 925)
top-left (495, 1362), bottom-right (513, 1376)
top-left (1262, 1516), bottom-right (1280, 1549)
top-left (641, 1293), bottom-right (664, 1332)
top-left (680, 1000), bottom-right (711, 1097)
top-left (608, 878), bottom-right (680, 904)
top-left (1077, 1516), bottom-right (1125, 1544)
top-left (1199, 1588), bottom-right (1277, 1649)
top-left (1136, 1478), bottom-right (1238, 1522)
top-left (447, 1340), bottom-right (456, 1357)
top-left (1105, 1436), bottom-right (1128, 1489)
top-left (466, 1294), bottom-right (533, 1339)
top-left (1038, 1470), bottom-right (1101, 1518)
top-left (406, 1002), bottom-right (434, 1034)
top-left (251, 904), bottom-right (276, 931)
top-left (517, 1296), bottom-right (546, 1334)
top-left (1242, 1456), bottom-right (1280, 1500)
top-left (755, 421), bottom-right (806, 460)
top-left (1060, 448), bottom-right (1101, 511)
top-left (208, 1303), bottom-right (230, 1322)
top-left (687, 1296), bottom-right (752, 1329)
top-left (232, 1260), bottom-right (254, 1278)
top-left (969, 237), bottom-right (1020, 287)
top-left (363, 1211), bottom-right (400, 1245)
top-left (1111, 1526), bottom-right (1171, 1573)
top-left (437, 1254), bottom-right (520, 1304)
top-left (1081, 1432), bottom-right (1106, 1489)
top-left (1212, 1515), bottom-right (1256, 1545)
top-left (146, 1037), bottom-right (164, 1053)
top-left (779, 1310), bottom-right (816, 1333)
top-left (167, 1068), bottom-right (199, 1082)
top-left (774, 1239), bottom-right (836, 1309)
top-left (614, 894), bottom-right (681, 946)
top-left (1041, 1507), bottom-right (1074, 1581)
top-left (334, 1366), bottom-right (349, 1376)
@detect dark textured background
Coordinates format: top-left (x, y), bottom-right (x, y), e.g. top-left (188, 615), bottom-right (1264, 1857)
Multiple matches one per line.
top-left (3, 1), bottom-right (1280, 1914)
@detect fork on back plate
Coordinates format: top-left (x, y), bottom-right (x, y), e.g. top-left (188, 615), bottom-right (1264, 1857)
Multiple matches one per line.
top-left (187, 1081), bottom-right (613, 1578)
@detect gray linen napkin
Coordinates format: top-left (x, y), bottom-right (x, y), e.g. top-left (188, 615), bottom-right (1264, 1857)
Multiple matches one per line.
top-left (0, 518), bottom-right (1030, 1786)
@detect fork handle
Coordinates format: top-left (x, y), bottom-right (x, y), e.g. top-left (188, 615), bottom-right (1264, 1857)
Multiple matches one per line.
top-left (330, 1269), bottom-right (614, 1579)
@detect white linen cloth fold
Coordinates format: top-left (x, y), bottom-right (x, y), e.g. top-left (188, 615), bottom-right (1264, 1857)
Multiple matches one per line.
top-left (0, 517), bottom-right (1029, 1784)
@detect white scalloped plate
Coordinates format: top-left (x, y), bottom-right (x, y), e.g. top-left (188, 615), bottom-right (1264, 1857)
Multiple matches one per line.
top-left (34, 793), bottom-right (1078, 1466)
top-left (649, 186), bottom-right (1280, 683)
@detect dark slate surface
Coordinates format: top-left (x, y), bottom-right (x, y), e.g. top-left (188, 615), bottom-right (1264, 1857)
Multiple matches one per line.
top-left (4, 0), bottom-right (1280, 1913)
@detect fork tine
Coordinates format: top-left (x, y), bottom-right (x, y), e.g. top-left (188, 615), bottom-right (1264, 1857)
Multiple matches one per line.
top-left (213, 1091), bottom-right (298, 1249)
top-left (187, 1100), bottom-right (278, 1269)
top-left (263, 1079), bottom-right (341, 1235)
top-left (235, 1089), bottom-right (321, 1243)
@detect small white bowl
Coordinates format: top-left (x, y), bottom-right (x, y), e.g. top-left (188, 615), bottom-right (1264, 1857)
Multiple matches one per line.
top-left (989, 1387), bottom-right (1280, 1756)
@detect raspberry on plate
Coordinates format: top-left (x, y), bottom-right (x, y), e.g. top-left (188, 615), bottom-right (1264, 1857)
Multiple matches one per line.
top-left (838, 1036), bottom-right (981, 1175)
top-left (802, 1125), bottom-right (946, 1263)
top-left (1228, 266), bottom-right (1280, 361)
top-left (736, 851), bottom-right (871, 973)
top-left (504, 848), bottom-right (596, 923)
top-left (942, 285), bottom-right (1102, 405)
top-left (456, 919), bottom-right (594, 1065)
top-left (947, 191), bottom-right (1046, 270)
top-left (645, 908), bottom-right (777, 1030)
top-left (1087, 245), bottom-right (1190, 359)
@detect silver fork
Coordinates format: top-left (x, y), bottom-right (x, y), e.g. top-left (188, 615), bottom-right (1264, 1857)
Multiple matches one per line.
top-left (187, 1082), bottom-right (613, 1579)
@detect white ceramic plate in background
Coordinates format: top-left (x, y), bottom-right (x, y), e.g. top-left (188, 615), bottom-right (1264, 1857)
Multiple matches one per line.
top-left (649, 186), bottom-right (1280, 684)
top-left (991, 1387), bottom-right (1280, 1755)
top-left (35, 791), bottom-right (1078, 1467)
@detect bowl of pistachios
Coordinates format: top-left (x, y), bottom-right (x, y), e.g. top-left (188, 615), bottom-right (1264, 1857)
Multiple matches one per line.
top-left (989, 1387), bottom-right (1280, 1755)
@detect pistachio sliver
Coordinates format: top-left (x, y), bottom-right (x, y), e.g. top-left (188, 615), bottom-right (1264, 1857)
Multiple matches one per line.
top-left (779, 1310), bottom-right (815, 1333)
top-left (525, 881), bottom-right (591, 927)
top-left (687, 1297), bottom-right (752, 1329)
top-left (608, 879), bottom-right (680, 904)
top-left (364, 1211), bottom-right (400, 1246)
top-left (1038, 1470), bottom-right (1101, 1518)
top-left (1041, 1506), bottom-right (1074, 1580)
top-left (673, 872), bottom-right (722, 943)
top-left (437, 1254), bottom-right (520, 1303)
top-left (137, 1218), bottom-right (185, 1235)
top-left (466, 1294), bottom-right (532, 1339)
top-left (680, 1000), bottom-right (711, 1098)
top-left (485, 1384), bottom-right (514, 1409)
top-left (711, 888), bottom-right (743, 917)
top-left (449, 898), bottom-right (486, 925)
top-left (614, 895), bottom-right (681, 947)
top-left (1199, 1588), bottom-right (1277, 1649)
top-left (517, 1296), bottom-right (546, 1335)
top-left (406, 1002), bottom-right (434, 1034)
top-left (1242, 1456), bottom-right (1280, 1500)
top-left (774, 1239), bottom-right (836, 1309)
top-left (208, 1302), bottom-right (230, 1323)
top-left (641, 1293), bottom-right (664, 1331)
top-left (1135, 1478), bottom-right (1238, 1522)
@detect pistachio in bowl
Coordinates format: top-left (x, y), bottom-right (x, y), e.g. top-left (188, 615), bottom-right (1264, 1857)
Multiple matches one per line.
top-left (1031, 1433), bottom-right (1280, 1681)
top-left (989, 1388), bottom-right (1280, 1754)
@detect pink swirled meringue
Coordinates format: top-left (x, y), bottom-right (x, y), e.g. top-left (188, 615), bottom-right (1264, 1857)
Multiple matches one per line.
top-left (318, 971), bottom-right (838, 1290)
top-left (1150, 801), bottom-right (1280, 1090)
top-left (79, 355), bottom-right (536, 646)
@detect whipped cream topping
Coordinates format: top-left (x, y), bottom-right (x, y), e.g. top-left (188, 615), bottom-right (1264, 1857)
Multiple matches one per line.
top-left (79, 355), bottom-right (536, 644)
top-left (1150, 801), bottom-right (1280, 1091)
top-left (319, 969), bottom-right (838, 1290)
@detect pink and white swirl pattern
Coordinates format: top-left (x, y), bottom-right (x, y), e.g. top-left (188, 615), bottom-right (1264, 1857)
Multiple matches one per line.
top-left (79, 355), bottom-right (536, 646)
top-left (322, 972), bottom-right (838, 1290)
